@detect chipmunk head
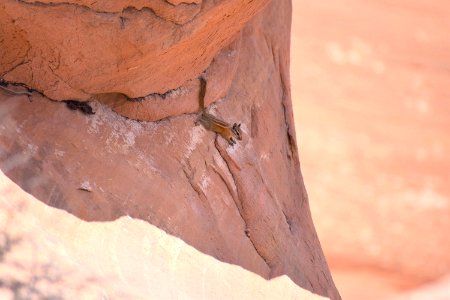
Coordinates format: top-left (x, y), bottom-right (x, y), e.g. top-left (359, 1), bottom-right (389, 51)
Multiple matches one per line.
top-left (232, 123), bottom-right (242, 140)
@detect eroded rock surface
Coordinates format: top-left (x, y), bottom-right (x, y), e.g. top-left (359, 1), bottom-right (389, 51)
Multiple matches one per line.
top-left (0, 0), bottom-right (269, 102)
top-left (0, 0), bottom-right (341, 299)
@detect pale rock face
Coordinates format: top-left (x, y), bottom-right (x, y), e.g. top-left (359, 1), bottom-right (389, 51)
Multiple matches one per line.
top-left (0, 171), bottom-right (330, 300)
top-left (0, 0), bottom-right (341, 299)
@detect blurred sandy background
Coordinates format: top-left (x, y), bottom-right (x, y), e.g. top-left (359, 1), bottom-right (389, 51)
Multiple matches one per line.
top-left (290, 0), bottom-right (450, 299)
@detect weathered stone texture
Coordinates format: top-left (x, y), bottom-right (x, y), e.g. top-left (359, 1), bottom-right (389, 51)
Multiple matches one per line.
top-left (0, 0), bottom-right (341, 299)
top-left (0, 0), bottom-right (269, 101)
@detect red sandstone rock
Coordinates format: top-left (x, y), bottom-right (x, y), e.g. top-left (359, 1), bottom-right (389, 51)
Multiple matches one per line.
top-left (0, 0), bottom-right (341, 299)
top-left (97, 38), bottom-right (241, 121)
top-left (0, 0), bottom-right (269, 102)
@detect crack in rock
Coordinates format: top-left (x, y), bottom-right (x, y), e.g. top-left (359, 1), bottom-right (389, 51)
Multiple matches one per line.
top-left (266, 33), bottom-right (297, 162)
top-left (213, 139), bottom-right (272, 271)
top-left (182, 166), bottom-right (206, 201)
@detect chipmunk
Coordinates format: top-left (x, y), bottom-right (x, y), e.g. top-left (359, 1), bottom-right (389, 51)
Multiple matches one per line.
top-left (199, 112), bottom-right (242, 145)
top-left (197, 77), bottom-right (242, 146)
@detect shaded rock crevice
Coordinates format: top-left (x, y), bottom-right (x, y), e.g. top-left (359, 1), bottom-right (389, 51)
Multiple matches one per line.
top-left (94, 35), bottom-right (241, 121)
top-left (212, 139), bottom-right (272, 272)
top-left (265, 32), bottom-right (298, 164)
top-left (210, 150), bottom-right (240, 210)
